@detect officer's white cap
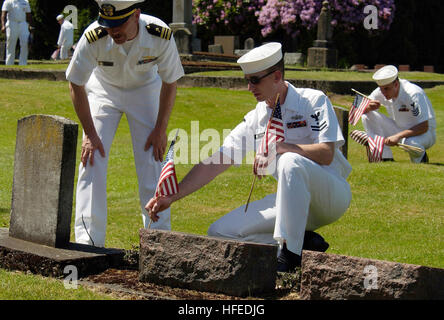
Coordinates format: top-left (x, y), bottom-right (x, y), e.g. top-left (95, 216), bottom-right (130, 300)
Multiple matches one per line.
top-left (56, 14), bottom-right (64, 21)
top-left (373, 65), bottom-right (399, 86)
top-left (237, 42), bottom-right (283, 75)
top-left (95, 0), bottom-right (145, 28)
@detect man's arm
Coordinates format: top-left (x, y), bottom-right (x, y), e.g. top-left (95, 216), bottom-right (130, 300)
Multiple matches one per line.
top-left (146, 152), bottom-right (233, 220)
top-left (144, 81), bottom-right (177, 161)
top-left (385, 120), bottom-right (429, 146)
top-left (69, 82), bottom-right (105, 166)
top-left (1, 11), bottom-right (7, 32)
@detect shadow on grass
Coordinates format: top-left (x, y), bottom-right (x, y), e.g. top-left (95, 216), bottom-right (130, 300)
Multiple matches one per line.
top-left (428, 162), bottom-right (444, 166)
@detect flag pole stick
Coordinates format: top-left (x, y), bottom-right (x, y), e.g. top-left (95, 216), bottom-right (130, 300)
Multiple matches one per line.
top-left (244, 93), bottom-right (281, 213)
top-left (351, 88), bottom-right (370, 99)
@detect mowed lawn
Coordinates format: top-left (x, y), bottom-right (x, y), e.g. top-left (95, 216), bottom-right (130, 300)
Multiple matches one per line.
top-left (0, 79), bottom-right (443, 299)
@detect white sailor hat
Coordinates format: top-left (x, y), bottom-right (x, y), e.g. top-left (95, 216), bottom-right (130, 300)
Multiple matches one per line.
top-left (237, 42), bottom-right (283, 75)
top-left (95, 0), bottom-right (145, 28)
top-left (56, 14), bottom-right (64, 21)
top-left (373, 65), bottom-right (399, 86)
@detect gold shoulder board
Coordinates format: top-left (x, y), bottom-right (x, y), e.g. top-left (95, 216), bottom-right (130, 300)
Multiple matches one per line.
top-left (85, 27), bottom-right (108, 44)
top-left (146, 24), bottom-right (172, 40)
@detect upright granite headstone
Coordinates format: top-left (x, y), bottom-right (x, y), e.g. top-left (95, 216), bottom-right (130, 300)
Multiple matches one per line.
top-left (170, 0), bottom-right (193, 54)
top-left (0, 41), bottom-right (6, 61)
top-left (333, 106), bottom-right (349, 159)
top-left (307, 1), bottom-right (337, 68)
top-left (9, 115), bottom-right (78, 248)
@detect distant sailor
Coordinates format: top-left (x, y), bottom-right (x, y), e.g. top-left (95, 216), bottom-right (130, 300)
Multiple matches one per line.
top-left (56, 14), bottom-right (74, 60)
top-left (352, 65), bottom-right (436, 163)
top-left (66, 0), bottom-right (184, 247)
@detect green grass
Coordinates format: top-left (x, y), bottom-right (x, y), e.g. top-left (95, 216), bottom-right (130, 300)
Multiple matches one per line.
top-left (0, 79), bottom-right (443, 299)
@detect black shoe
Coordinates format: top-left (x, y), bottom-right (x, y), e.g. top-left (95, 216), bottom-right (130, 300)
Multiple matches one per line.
top-left (382, 158), bottom-right (395, 162)
top-left (420, 152), bottom-right (429, 164)
top-left (277, 243), bottom-right (301, 273)
top-left (303, 231), bottom-right (329, 252)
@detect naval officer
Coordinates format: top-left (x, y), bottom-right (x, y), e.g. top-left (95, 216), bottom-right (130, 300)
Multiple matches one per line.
top-left (66, 0), bottom-right (184, 247)
top-left (146, 43), bottom-right (352, 272)
top-left (1, 0), bottom-right (32, 65)
top-left (56, 14), bottom-right (74, 60)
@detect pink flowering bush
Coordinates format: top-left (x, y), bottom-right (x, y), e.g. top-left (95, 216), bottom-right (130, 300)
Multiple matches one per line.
top-left (193, 0), bottom-right (395, 38)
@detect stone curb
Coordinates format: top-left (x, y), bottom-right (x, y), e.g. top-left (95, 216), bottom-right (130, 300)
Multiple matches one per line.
top-left (1, 68), bottom-right (443, 95)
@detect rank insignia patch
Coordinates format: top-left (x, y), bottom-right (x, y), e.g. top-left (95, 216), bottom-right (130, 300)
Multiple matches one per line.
top-left (310, 111), bottom-right (327, 132)
top-left (146, 24), bottom-right (172, 40)
top-left (85, 27), bottom-right (108, 43)
top-left (411, 103), bottom-right (420, 116)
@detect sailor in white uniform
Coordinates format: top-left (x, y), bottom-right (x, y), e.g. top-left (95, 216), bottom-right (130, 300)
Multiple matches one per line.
top-left (56, 14), bottom-right (74, 60)
top-left (66, 0), bottom-right (184, 247)
top-left (360, 65), bottom-right (436, 163)
top-left (146, 43), bottom-right (352, 272)
top-left (1, 0), bottom-right (32, 65)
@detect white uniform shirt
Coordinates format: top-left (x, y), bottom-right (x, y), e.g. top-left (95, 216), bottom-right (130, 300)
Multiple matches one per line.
top-left (369, 79), bottom-right (436, 130)
top-left (1, 0), bottom-right (30, 23)
top-left (221, 82), bottom-right (352, 179)
top-left (66, 14), bottom-right (184, 90)
top-left (57, 20), bottom-right (74, 47)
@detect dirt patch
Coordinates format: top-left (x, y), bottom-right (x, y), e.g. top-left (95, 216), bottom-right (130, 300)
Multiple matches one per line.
top-left (81, 268), bottom-right (301, 300)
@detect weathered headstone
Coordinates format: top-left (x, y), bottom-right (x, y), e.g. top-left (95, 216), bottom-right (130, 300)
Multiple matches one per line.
top-left (9, 115), bottom-right (77, 248)
top-left (139, 229), bottom-right (278, 297)
top-left (170, 0), bottom-right (193, 54)
top-left (307, 1), bottom-right (338, 68)
top-left (208, 44), bottom-right (224, 54)
top-left (214, 35), bottom-right (239, 55)
top-left (333, 106), bottom-right (349, 159)
top-left (300, 251), bottom-right (444, 300)
top-left (235, 38), bottom-right (255, 56)
top-left (0, 41), bottom-right (6, 61)
top-left (284, 52), bottom-right (305, 65)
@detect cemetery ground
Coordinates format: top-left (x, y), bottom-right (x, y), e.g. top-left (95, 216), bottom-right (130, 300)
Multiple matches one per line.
top-left (0, 79), bottom-right (443, 300)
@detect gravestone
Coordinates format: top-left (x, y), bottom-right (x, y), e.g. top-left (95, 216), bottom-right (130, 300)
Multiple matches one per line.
top-left (9, 115), bottom-right (77, 248)
top-left (1, 114), bottom-right (124, 278)
top-left (235, 38), bottom-right (255, 57)
top-left (333, 106), bottom-right (349, 159)
top-left (307, 1), bottom-right (337, 68)
top-left (284, 52), bottom-right (305, 65)
top-left (214, 35), bottom-right (239, 55)
top-left (139, 229), bottom-right (277, 297)
top-left (208, 44), bottom-right (224, 54)
top-left (0, 41), bottom-right (5, 61)
top-left (300, 251), bottom-right (444, 300)
top-left (170, 0), bottom-right (193, 54)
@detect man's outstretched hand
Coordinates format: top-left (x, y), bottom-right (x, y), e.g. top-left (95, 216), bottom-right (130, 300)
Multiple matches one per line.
top-left (145, 196), bottom-right (173, 222)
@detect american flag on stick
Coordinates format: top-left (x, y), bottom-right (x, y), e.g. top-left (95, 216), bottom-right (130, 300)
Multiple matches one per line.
top-left (349, 89), bottom-right (371, 126)
top-left (155, 130), bottom-right (179, 198)
top-left (367, 135), bottom-right (385, 163)
top-left (245, 94), bottom-right (283, 213)
top-left (257, 99), bottom-right (285, 156)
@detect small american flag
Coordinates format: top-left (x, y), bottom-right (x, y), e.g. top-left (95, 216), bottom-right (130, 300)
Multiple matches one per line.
top-left (257, 100), bottom-right (285, 156)
top-left (367, 135), bottom-right (385, 163)
top-left (349, 94), bottom-right (371, 126)
top-left (155, 133), bottom-right (179, 197)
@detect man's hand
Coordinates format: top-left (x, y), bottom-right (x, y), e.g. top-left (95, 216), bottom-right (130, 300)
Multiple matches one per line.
top-left (1, 26), bottom-right (5, 33)
top-left (253, 153), bottom-right (270, 179)
top-left (145, 127), bottom-right (167, 162)
top-left (384, 134), bottom-right (402, 146)
top-left (81, 135), bottom-right (106, 167)
top-left (145, 196), bottom-right (173, 222)
top-left (366, 100), bottom-right (381, 113)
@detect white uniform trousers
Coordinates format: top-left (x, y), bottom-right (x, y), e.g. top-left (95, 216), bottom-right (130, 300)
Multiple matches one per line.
top-left (5, 21), bottom-right (29, 65)
top-left (60, 42), bottom-right (73, 60)
top-left (74, 83), bottom-right (171, 247)
top-left (362, 111), bottom-right (436, 163)
top-left (208, 152), bottom-right (351, 255)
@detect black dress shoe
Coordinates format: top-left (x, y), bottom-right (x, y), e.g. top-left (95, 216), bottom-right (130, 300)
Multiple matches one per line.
top-left (382, 158), bottom-right (395, 162)
top-left (303, 231), bottom-right (329, 252)
top-left (277, 243), bottom-right (301, 273)
top-left (420, 152), bottom-right (429, 163)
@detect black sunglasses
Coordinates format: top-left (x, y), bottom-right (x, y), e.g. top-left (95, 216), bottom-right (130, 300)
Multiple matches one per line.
top-left (245, 70), bottom-right (276, 85)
